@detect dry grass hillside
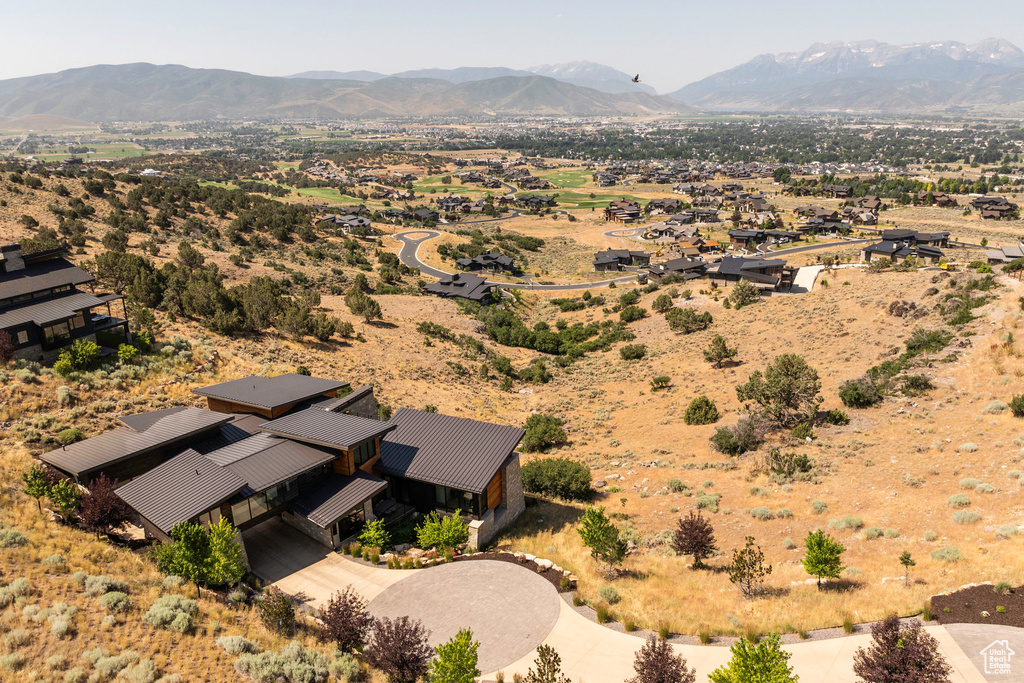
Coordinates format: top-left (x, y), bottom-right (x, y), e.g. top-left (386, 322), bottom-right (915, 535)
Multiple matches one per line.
top-left (3, 158), bottom-right (1024, 674)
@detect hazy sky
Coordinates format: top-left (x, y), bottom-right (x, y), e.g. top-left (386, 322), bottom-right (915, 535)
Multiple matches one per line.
top-left (3, 0), bottom-right (1024, 92)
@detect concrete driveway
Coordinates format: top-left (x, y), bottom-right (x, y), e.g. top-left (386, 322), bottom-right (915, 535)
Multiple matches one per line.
top-left (368, 560), bottom-right (560, 673)
top-left (243, 518), bottom-right (410, 609)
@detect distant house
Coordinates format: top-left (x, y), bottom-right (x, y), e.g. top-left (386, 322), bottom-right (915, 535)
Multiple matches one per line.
top-left (412, 208), bottom-right (439, 223)
top-left (819, 184), bottom-right (852, 199)
top-left (455, 250), bottom-right (516, 274)
top-left (728, 229), bottom-right (767, 250)
top-left (604, 200), bottom-right (642, 223)
top-left (986, 243), bottom-right (1024, 263)
top-left (646, 198), bottom-right (684, 215)
top-left (971, 196), bottom-right (1018, 219)
top-left (424, 273), bottom-right (497, 303)
top-left (916, 191), bottom-right (957, 207)
top-left (593, 249), bottom-right (651, 272)
top-left (516, 194), bottom-right (557, 210)
top-left (0, 244), bottom-right (130, 363)
top-left (857, 195), bottom-right (885, 211)
top-left (648, 258), bottom-right (707, 281)
top-left (860, 239), bottom-right (944, 265)
top-left (317, 215), bottom-right (373, 233)
top-left (708, 257), bottom-right (788, 291)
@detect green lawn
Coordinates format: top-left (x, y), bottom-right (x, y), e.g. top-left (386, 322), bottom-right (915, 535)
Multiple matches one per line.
top-left (555, 191), bottom-right (645, 209)
top-left (25, 143), bottom-right (148, 160)
top-left (290, 186), bottom-right (365, 203)
top-left (535, 168), bottom-right (593, 188)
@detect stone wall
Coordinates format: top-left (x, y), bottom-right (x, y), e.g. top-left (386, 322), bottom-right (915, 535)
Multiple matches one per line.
top-left (470, 454), bottom-right (526, 548)
top-left (345, 392), bottom-right (379, 420)
top-left (281, 511), bottom-right (334, 549)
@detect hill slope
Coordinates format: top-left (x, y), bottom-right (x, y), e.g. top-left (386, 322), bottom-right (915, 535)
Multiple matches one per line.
top-left (0, 63), bottom-right (692, 120)
top-left (668, 38), bottom-right (1024, 113)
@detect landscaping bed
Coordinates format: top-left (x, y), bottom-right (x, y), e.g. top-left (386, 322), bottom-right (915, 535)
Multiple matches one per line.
top-left (453, 551), bottom-right (571, 593)
top-left (932, 583), bottom-right (1024, 627)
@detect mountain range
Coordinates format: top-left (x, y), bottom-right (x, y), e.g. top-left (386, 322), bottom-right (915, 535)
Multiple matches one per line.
top-left (668, 38), bottom-right (1024, 113)
top-left (288, 61), bottom-right (658, 96)
top-left (0, 63), bottom-right (689, 121)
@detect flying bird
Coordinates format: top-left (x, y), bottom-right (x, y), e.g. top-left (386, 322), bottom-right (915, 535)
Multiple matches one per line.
top-left (632, 74), bottom-right (641, 83)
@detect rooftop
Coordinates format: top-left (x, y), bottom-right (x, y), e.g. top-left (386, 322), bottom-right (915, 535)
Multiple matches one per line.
top-left (259, 408), bottom-right (396, 451)
top-left (193, 373), bottom-right (348, 410)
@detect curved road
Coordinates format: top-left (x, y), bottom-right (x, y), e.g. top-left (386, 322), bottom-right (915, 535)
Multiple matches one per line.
top-left (395, 230), bottom-right (637, 291)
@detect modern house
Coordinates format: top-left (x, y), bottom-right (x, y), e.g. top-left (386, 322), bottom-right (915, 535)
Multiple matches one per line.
top-left (41, 373), bottom-right (526, 554)
top-left (455, 250), bottom-right (516, 274)
top-left (985, 243), bottom-right (1024, 264)
top-left (424, 273), bottom-right (497, 303)
top-left (860, 240), bottom-right (944, 265)
top-left (728, 229), bottom-right (767, 250)
top-left (707, 257), bottom-right (790, 291)
top-left (971, 196), bottom-right (1019, 220)
top-left (0, 244), bottom-right (130, 362)
top-left (592, 249), bottom-right (651, 272)
top-left (647, 258), bottom-right (707, 281)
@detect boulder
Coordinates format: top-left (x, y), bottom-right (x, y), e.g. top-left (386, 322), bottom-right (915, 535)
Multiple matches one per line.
top-left (535, 558), bottom-right (554, 570)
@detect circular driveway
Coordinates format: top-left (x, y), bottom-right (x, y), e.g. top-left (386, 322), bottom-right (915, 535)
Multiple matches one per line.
top-left (367, 560), bottom-right (560, 673)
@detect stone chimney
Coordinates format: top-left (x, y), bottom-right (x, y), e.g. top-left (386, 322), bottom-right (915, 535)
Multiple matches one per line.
top-left (0, 244), bottom-right (25, 273)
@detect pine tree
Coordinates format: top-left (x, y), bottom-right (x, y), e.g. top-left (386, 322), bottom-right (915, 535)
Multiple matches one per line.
top-left (702, 335), bottom-right (737, 368)
top-left (728, 536), bottom-right (772, 598)
top-left (578, 506), bottom-right (626, 571)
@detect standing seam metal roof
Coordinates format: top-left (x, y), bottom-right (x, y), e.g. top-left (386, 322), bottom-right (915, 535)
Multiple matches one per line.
top-left (40, 408), bottom-right (233, 477)
top-left (0, 291), bottom-right (109, 328)
top-left (259, 409), bottom-right (396, 450)
top-left (115, 449), bottom-right (246, 534)
top-left (222, 439), bottom-right (336, 492)
top-left (0, 258), bottom-right (94, 300)
top-left (290, 471), bottom-right (388, 528)
top-left (378, 408), bottom-right (524, 493)
top-left (192, 374), bottom-right (348, 409)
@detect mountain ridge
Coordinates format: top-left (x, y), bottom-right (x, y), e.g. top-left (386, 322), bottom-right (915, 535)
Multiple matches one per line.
top-left (0, 63), bottom-right (692, 121)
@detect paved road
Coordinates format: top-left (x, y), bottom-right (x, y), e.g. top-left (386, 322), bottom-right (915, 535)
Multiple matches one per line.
top-left (368, 561), bottom-right (560, 673)
top-left (394, 230), bottom-right (637, 291)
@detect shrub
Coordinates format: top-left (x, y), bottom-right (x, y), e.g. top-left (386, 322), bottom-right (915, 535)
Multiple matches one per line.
top-left (0, 529), bottom-right (29, 548)
top-left (783, 538), bottom-right (796, 549)
top-left (619, 305), bottom-right (646, 323)
top-left (709, 416), bottom-right (764, 456)
top-left (824, 409), bottom-right (850, 425)
top-left (792, 422), bottom-right (813, 440)
top-left (521, 458), bottom-right (592, 501)
top-left (4, 628), bottom-right (31, 646)
top-left (522, 414), bottom-right (568, 452)
top-left (996, 524), bottom-right (1019, 539)
top-left (947, 494), bottom-right (971, 508)
top-left (598, 585), bottom-right (621, 605)
top-left (235, 642), bottom-right (330, 683)
top-left (665, 307), bottom-right (712, 333)
top-left (684, 395), bottom-right (720, 425)
top-left (94, 651), bottom-right (140, 678)
top-left (696, 494), bottom-right (721, 513)
top-left (776, 508), bottom-right (793, 519)
top-left (619, 344), bottom-right (647, 361)
top-left (930, 547), bottom-right (962, 562)
top-left (812, 500), bottom-right (828, 514)
top-left (923, 531), bottom-right (938, 542)
top-left (217, 635), bottom-right (260, 655)
top-left (258, 587), bottom-right (295, 636)
top-left (729, 280), bottom-right (761, 308)
top-left (7, 577), bottom-right (30, 596)
top-left (827, 515), bottom-right (864, 531)
top-left (0, 653), bottom-right (26, 672)
top-left (650, 375), bottom-right (671, 390)
top-left (1009, 395), bottom-right (1024, 417)
top-left (975, 483), bottom-right (995, 494)
top-left (750, 507), bottom-right (774, 521)
top-left (358, 519), bottom-right (391, 550)
top-left (839, 378), bottom-right (882, 408)
top-left (416, 511), bottom-right (469, 549)
top-left (883, 528), bottom-right (899, 539)
top-left (142, 594), bottom-right (197, 632)
top-left (329, 653), bottom-right (361, 682)
top-left (952, 511), bottom-right (981, 524)
top-left (99, 591), bottom-right (131, 613)
top-left (85, 575), bottom-right (129, 596)
top-left (862, 527), bottom-right (883, 540)
top-left (42, 553), bottom-right (66, 570)
top-left (667, 479), bottom-right (686, 493)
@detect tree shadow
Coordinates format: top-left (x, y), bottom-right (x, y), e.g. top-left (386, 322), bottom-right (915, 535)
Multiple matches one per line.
top-left (493, 497), bottom-right (583, 543)
top-left (366, 320), bottom-right (398, 329)
top-left (821, 578), bottom-right (864, 594)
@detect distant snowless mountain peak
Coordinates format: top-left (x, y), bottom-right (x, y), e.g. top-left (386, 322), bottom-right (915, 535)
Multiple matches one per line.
top-left (668, 37), bottom-right (1024, 114)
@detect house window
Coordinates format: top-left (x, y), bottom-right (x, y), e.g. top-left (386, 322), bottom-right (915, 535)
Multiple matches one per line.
top-left (16, 330), bottom-right (28, 346)
top-left (43, 322), bottom-right (71, 344)
top-left (196, 508), bottom-right (222, 528)
top-left (69, 312), bottom-right (86, 330)
top-left (230, 500), bottom-right (251, 525)
top-left (248, 493), bottom-right (269, 518)
top-left (352, 441), bottom-right (374, 467)
top-left (434, 485), bottom-right (473, 514)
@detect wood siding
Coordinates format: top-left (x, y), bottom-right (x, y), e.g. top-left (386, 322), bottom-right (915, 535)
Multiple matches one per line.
top-left (486, 468), bottom-right (503, 509)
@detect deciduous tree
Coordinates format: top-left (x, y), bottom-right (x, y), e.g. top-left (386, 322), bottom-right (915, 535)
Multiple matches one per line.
top-left (365, 616), bottom-right (433, 683)
top-left (317, 586), bottom-right (373, 653)
top-left (853, 614), bottom-right (952, 683)
top-left (525, 644), bottom-right (569, 683)
top-left (428, 627), bottom-right (480, 683)
top-left (629, 636), bottom-right (695, 683)
top-left (78, 474), bottom-right (131, 538)
top-left (672, 511), bottom-right (718, 569)
top-left (709, 633), bottom-right (796, 683)
top-left (802, 529), bottom-right (845, 590)
top-left (578, 506), bottom-right (626, 570)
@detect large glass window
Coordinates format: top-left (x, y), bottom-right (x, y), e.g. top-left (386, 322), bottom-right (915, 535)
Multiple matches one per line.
top-left (43, 322), bottom-right (71, 344)
top-left (231, 500), bottom-right (251, 525)
top-left (248, 492), bottom-right (269, 518)
top-left (434, 485), bottom-right (473, 514)
top-left (353, 441), bottom-right (374, 467)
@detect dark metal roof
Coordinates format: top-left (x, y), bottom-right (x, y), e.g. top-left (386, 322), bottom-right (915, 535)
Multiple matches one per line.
top-left (290, 471), bottom-right (387, 528)
top-left (259, 409), bottom-right (396, 450)
top-left (118, 406), bottom-right (188, 432)
top-left (717, 257), bottom-right (785, 276)
top-left (115, 449), bottom-right (246, 534)
top-left (221, 438), bottom-right (336, 491)
top-left (378, 408), bottom-right (524, 493)
top-left (40, 408), bottom-right (233, 479)
top-left (424, 273), bottom-right (493, 301)
top-left (192, 374), bottom-right (348, 410)
top-left (0, 258), bottom-right (94, 300)
top-left (0, 291), bottom-right (108, 329)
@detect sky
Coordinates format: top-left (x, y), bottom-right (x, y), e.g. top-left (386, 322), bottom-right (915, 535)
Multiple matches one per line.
top-left (3, 0), bottom-right (1024, 93)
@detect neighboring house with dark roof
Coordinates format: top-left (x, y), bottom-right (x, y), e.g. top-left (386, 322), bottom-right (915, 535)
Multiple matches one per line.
top-left (647, 258), bottom-right (707, 280)
top-left (424, 273), bottom-right (497, 303)
top-left (860, 239), bottom-right (944, 265)
top-left (0, 244), bottom-right (130, 362)
top-left (971, 196), bottom-right (1018, 219)
top-left (193, 373), bottom-right (349, 418)
top-left (708, 257), bottom-right (789, 291)
top-left (593, 249), bottom-right (650, 272)
top-left (455, 250), bottom-right (516, 274)
top-left (728, 229), bottom-right (766, 250)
